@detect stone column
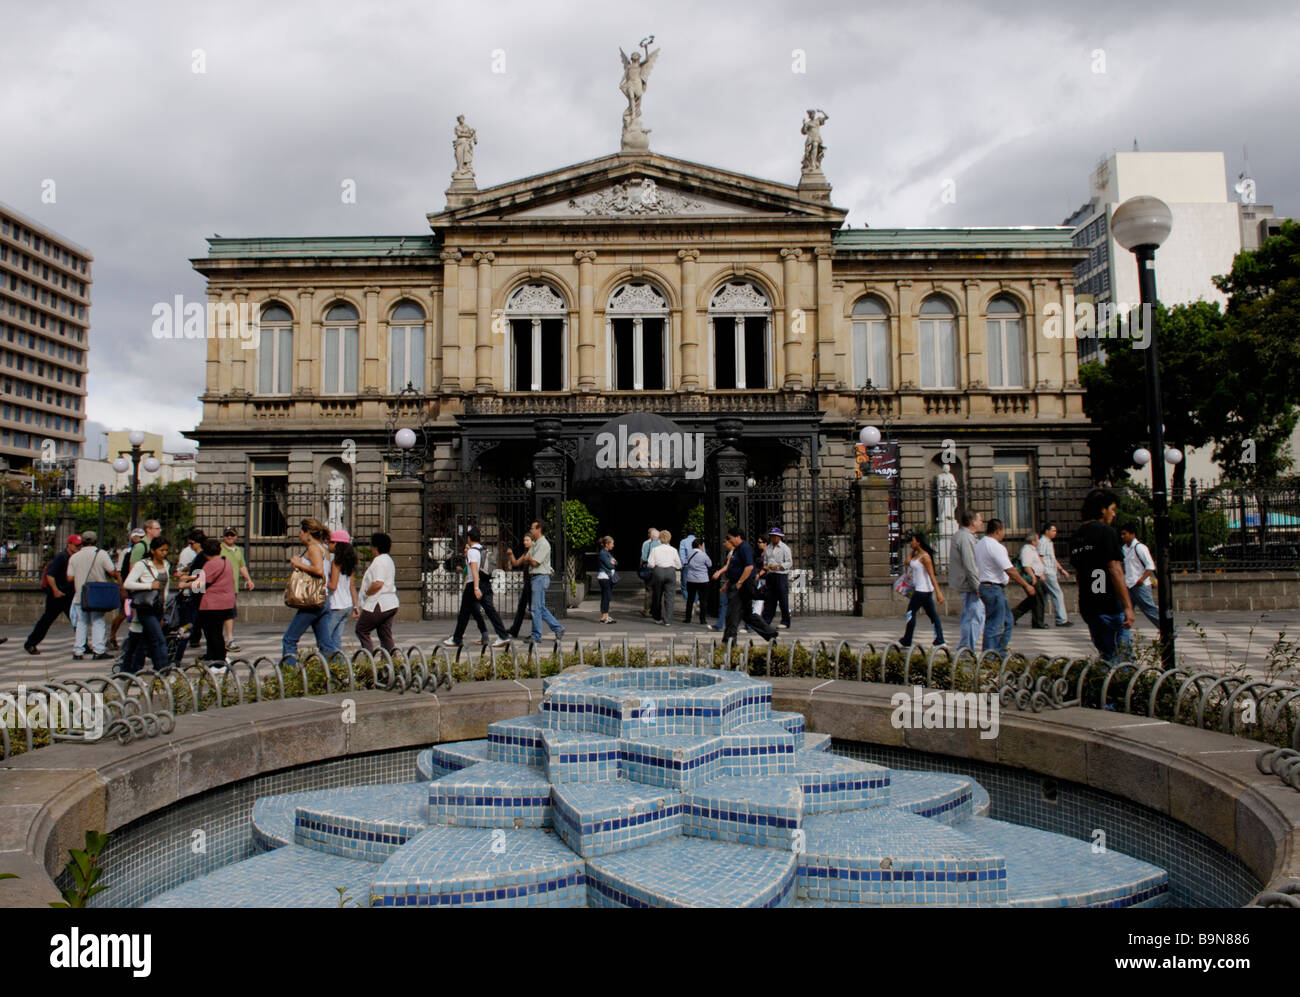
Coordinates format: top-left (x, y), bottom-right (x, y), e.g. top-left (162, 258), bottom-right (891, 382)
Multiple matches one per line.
top-left (678, 249), bottom-right (700, 390)
top-left (1061, 280), bottom-right (1079, 388)
top-left (296, 287), bottom-right (314, 394)
top-left (428, 284), bottom-right (441, 390)
top-left (962, 279), bottom-right (982, 389)
top-left (856, 476), bottom-right (894, 617)
top-left (473, 251), bottom-right (495, 392)
top-left (386, 478), bottom-right (424, 622)
top-left (1029, 277), bottom-right (1048, 414)
top-left (363, 285), bottom-right (381, 394)
top-left (439, 250), bottom-right (462, 392)
top-left (815, 247), bottom-right (836, 388)
top-left (229, 286), bottom-right (248, 393)
top-left (895, 280), bottom-right (915, 389)
top-left (780, 247), bottom-right (803, 389)
top-left (575, 250), bottom-right (598, 391)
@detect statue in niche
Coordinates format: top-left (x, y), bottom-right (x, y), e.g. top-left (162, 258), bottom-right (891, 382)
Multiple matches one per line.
top-left (936, 463), bottom-right (959, 566)
top-left (325, 468), bottom-right (347, 532)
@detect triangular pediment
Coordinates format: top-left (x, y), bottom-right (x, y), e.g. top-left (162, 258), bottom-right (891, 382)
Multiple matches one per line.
top-left (428, 152), bottom-right (845, 228)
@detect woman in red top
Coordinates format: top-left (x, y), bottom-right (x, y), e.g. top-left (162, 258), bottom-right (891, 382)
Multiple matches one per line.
top-left (196, 537), bottom-right (236, 665)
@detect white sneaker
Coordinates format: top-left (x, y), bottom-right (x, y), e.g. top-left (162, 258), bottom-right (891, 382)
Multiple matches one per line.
top-left (492, 638), bottom-right (511, 648)
top-left (442, 637), bottom-right (460, 647)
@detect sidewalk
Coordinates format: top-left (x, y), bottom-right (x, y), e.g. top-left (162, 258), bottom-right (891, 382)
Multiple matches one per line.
top-left (4, 594), bottom-right (1298, 687)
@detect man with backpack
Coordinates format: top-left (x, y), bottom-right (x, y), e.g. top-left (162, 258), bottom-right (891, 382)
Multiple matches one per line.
top-left (24, 533), bottom-right (82, 654)
top-left (66, 530), bottom-right (120, 660)
top-left (442, 526), bottom-right (511, 648)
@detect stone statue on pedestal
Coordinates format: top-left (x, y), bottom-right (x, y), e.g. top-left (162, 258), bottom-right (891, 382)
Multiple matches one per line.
top-left (451, 115), bottom-right (477, 182)
top-left (936, 463), bottom-right (959, 566)
top-left (326, 469), bottom-right (347, 532)
top-left (619, 37), bottom-right (659, 153)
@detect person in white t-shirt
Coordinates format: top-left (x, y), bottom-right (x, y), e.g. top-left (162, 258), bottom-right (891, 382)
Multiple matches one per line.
top-left (1119, 521), bottom-right (1161, 629)
top-left (1012, 529), bottom-right (1049, 629)
top-left (356, 532), bottom-right (400, 654)
top-left (975, 519), bottom-right (1035, 656)
top-left (1036, 522), bottom-right (1073, 627)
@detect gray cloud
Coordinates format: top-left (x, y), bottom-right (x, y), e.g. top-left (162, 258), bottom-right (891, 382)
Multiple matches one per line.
top-left (2, 0), bottom-right (1296, 455)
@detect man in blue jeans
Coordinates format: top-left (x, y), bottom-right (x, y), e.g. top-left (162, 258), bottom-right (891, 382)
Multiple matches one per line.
top-left (1069, 489), bottom-right (1135, 662)
top-left (974, 518), bottom-right (1036, 656)
top-left (515, 520), bottom-right (564, 645)
top-left (948, 507), bottom-right (985, 653)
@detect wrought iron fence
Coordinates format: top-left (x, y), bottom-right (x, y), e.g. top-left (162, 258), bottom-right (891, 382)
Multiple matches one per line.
top-left (895, 481), bottom-right (1300, 575)
top-left (0, 482), bottom-right (386, 584)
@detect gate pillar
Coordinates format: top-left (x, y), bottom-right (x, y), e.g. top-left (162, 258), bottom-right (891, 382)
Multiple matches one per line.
top-left (532, 418), bottom-right (568, 620)
top-left (387, 478), bottom-right (425, 622)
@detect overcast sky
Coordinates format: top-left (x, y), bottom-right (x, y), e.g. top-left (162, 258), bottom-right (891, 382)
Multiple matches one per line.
top-left (3, 0), bottom-right (1296, 456)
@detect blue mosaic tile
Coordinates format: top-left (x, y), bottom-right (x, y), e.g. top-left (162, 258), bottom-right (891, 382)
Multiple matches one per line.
top-left (790, 749), bottom-right (891, 814)
top-left (684, 775), bottom-right (804, 850)
top-left (768, 710), bottom-right (806, 747)
top-left (888, 770), bottom-right (977, 825)
top-left (803, 732), bottom-right (833, 753)
top-left (800, 808), bottom-right (1008, 905)
top-left (719, 721), bottom-right (797, 776)
top-left (420, 739), bottom-right (491, 780)
top-left (292, 783), bottom-right (429, 862)
top-left (551, 780), bottom-right (683, 857)
top-left (371, 825), bottom-right (586, 907)
top-left (430, 761), bottom-right (552, 828)
top-left (144, 844), bottom-right (377, 908)
top-left (542, 729), bottom-right (623, 784)
top-left (960, 817), bottom-right (1169, 908)
top-left (619, 732), bottom-right (725, 790)
top-left (487, 715), bottom-right (548, 766)
top-left (586, 837), bottom-right (797, 908)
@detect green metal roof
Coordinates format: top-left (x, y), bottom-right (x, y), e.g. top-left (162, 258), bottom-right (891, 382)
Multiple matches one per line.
top-left (204, 235), bottom-right (439, 258)
top-left (833, 227), bottom-right (1077, 251)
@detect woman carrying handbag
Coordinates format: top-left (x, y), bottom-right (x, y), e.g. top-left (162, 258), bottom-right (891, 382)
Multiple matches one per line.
top-left (281, 518), bottom-right (330, 665)
top-left (122, 537), bottom-right (171, 674)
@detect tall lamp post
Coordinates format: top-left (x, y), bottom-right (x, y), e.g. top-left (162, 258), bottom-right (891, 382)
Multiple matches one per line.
top-left (1112, 195), bottom-right (1176, 667)
top-left (112, 429), bottom-right (161, 531)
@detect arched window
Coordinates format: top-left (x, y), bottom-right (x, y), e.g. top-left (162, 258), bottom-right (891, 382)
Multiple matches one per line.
top-left (606, 282), bottom-right (669, 390)
top-left (918, 296), bottom-right (957, 389)
top-left (258, 303), bottom-right (293, 395)
top-left (322, 302), bottom-right (359, 394)
top-left (851, 297), bottom-right (890, 388)
top-left (389, 300), bottom-right (426, 392)
top-left (709, 281), bottom-right (771, 389)
top-left (505, 283), bottom-right (566, 391)
top-left (986, 295), bottom-right (1024, 388)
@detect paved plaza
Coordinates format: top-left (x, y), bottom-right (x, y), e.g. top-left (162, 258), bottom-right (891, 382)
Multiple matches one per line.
top-left (4, 598), bottom-right (1298, 687)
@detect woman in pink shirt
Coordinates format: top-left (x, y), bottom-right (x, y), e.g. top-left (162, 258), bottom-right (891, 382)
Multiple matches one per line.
top-left (196, 537), bottom-right (236, 664)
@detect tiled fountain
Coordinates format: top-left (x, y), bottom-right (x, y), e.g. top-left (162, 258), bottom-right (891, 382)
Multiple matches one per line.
top-left (148, 668), bottom-right (1169, 908)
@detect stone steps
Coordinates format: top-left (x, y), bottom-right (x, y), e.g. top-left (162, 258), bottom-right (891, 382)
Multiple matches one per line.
top-left (551, 779), bottom-right (683, 857)
top-left (791, 749), bottom-right (891, 814)
top-left (144, 844), bottom-right (377, 908)
top-left (585, 837), bottom-right (797, 908)
top-left (293, 783), bottom-right (429, 861)
top-left (886, 770), bottom-right (977, 825)
top-left (429, 761), bottom-right (552, 828)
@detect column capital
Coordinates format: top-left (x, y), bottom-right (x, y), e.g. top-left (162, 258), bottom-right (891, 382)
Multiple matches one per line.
top-left (780, 247), bottom-right (804, 261)
top-left (963, 279), bottom-right (981, 289)
top-left (574, 250), bottom-right (598, 263)
top-left (439, 248), bottom-right (463, 263)
top-left (1030, 277), bottom-right (1049, 288)
top-left (363, 285), bottom-right (382, 296)
top-left (677, 248), bottom-right (700, 262)
top-left (814, 246), bottom-right (834, 260)
top-left (472, 251), bottom-right (495, 264)
top-left (296, 286), bottom-right (315, 297)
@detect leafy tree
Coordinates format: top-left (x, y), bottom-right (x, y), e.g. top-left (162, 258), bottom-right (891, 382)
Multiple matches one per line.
top-left (1078, 301), bottom-right (1224, 490)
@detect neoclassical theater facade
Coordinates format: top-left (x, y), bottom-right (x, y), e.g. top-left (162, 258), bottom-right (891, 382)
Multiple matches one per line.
top-left (188, 90), bottom-right (1092, 604)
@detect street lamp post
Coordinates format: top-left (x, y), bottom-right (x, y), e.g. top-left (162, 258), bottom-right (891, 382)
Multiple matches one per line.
top-left (1112, 195), bottom-right (1176, 667)
top-left (112, 429), bottom-right (161, 531)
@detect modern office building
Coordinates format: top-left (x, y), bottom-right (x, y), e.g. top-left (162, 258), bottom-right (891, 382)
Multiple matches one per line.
top-left (1063, 152), bottom-right (1242, 363)
top-left (0, 201), bottom-right (90, 472)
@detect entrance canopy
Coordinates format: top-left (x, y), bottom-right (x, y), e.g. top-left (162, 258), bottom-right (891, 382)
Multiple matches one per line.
top-left (573, 412), bottom-right (706, 492)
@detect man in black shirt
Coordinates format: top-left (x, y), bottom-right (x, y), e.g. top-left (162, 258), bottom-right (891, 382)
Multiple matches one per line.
top-left (1069, 489), bottom-right (1135, 662)
top-left (25, 534), bottom-right (82, 654)
top-left (721, 528), bottom-right (777, 643)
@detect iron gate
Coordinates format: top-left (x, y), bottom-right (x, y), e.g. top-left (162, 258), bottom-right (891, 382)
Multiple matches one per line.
top-left (744, 460), bottom-right (856, 615)
top-left (422, 472), bottom-right (532, 619)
